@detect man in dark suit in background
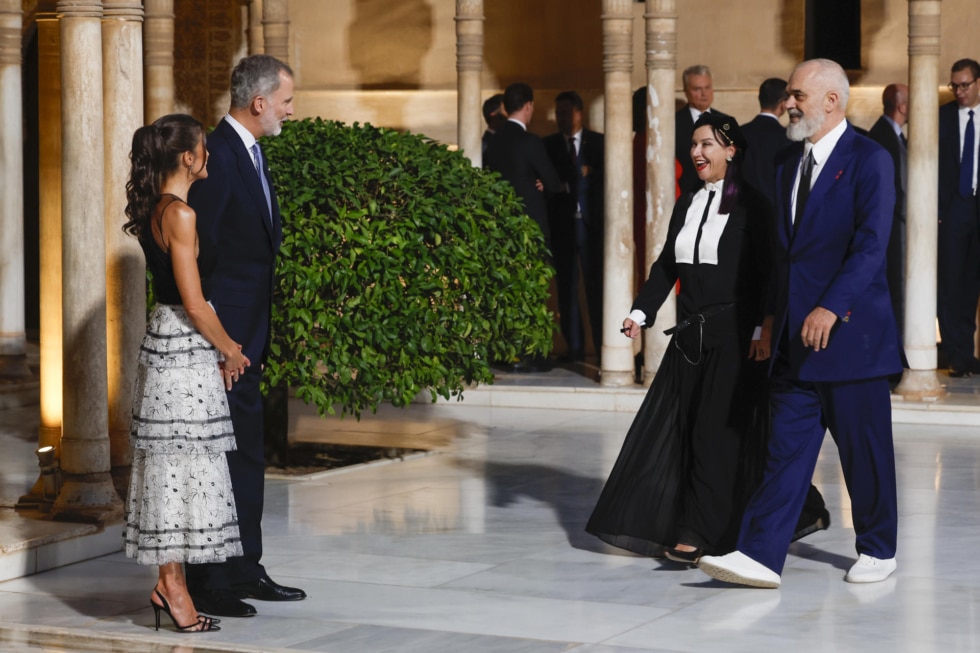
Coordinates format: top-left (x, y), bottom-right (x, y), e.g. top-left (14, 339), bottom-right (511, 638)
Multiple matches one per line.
top-left (187, 54), bottom-right (307, 617)
top-left (869, 83), bottom-right (909, 354)
top-left (675, 65), bottom-right (732, 194)
top-left (937, 58), bottom-right (980, 377)
top-left (544, 91), bottom-right (604, 362)
top-left (482, 93), bottom-right (506, 156)
top-left (741, 78), bottom-right (790, 209)
top-left (700, 59), bottom-right (902, 588)
top-left (484, 82), bottom-right (563, 251)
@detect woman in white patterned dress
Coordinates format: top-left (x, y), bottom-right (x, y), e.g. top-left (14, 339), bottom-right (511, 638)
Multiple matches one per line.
top-left (123, 114), bottom-right (249, 633)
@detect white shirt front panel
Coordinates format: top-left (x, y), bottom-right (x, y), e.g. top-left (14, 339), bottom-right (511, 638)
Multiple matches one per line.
top-left (674, 181), bottom-right (728, 265)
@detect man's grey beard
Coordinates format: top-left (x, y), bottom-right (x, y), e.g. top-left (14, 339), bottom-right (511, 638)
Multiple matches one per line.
top-left (786, 109), bottom-right (824, 142)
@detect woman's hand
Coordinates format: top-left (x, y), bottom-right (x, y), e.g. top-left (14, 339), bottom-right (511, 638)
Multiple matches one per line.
top-left (621, 318), bottom-right (641, 339)
top-left (748, 315), bottom-right (774, 361)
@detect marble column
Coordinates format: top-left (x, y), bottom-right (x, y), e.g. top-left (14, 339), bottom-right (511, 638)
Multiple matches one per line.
top-left (599, 0), bottom-right (635, 387)
top-left (142, 0), bottom-right (173, 122)
top-left (248, 0), bottom-right (265, 54)
top-left (895, 0), bottom-right (943, 400)
top-left (0, 0), bottom-right (29, 379)
top-left (640, 0), bottom-right (677, 385)
top-left (16, 2), bottom-right (64, 508)
top-left (455, 0), bottom-right (483, 167)
top-left (103, 1), bottom-right (145, 488)
top-left (262, 0), bottom-right (289, 63)
top-left (52, 0), bottom-right (123, 522)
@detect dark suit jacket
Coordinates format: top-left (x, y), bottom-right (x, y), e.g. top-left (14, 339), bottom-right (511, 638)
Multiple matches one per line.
top-left (484, 120), bottom-right (563, 247)
top-left (635, 183), bottom-right (772, 347)
top-left (938, 101), bottom-right (976, 214)
top-left (741, 113), bottom-right (790, 210)
top-left (770, 123), bottom-right (902, 381)
top-left (543, 128), bottom-right (604, 229)
top-left (189, 118), bottom-right (282, 366)
top-left (676, 105), bottom-right (733, 195)
top-left (868, 116), bottom-right (906, 320)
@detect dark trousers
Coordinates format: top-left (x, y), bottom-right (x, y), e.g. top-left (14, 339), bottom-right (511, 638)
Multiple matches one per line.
top-left (937, 194), bottom-right (980, 369)
top-left (554, 217), bottom-right (603, 356)
top-left (675, 338), bottom-right (744, 550)
top-left (187, 367), bottom-right (267, 592)
top-left (737, 363), bottom-right (898, 574)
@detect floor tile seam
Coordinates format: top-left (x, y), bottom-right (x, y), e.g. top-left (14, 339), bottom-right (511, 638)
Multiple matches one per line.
top-left (0, 620), bottom-right (301, 653)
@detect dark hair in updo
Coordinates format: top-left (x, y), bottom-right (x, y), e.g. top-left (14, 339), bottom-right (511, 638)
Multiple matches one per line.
top-left (122, 113), bottom-right (205, 239)
top-left (692, 112), bottom-right (746, 214)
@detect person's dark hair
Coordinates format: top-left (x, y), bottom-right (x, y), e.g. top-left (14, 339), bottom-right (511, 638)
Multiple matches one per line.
top-left (230, 54), bottom-right (294, 109)
top-left (503, 82), bottom-right (534, 115)
top-left (554, 90), bottom-right (584, 112)
top-left (632, 86), bottom-right (647, 134)
top-left (123, 113), bottom-right (205, 239)
top-left (692, 112), bottom-right (745, 213)
top-left (758, 77), bottom-right (787, 110)
top-left (482, 93), bottom-right (504, 124)
top-left (951, 58), bottom-right (980, 80)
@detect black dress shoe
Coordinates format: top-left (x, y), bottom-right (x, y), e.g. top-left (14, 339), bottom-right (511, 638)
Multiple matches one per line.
top-left (191, 589), bottom-right (257, 618)
top-left (949, 367), bottom-right (971, 378)
top-left (232, 577), bottom-right (307, 602)
top-left (791, 507), bottom-right (831, 542)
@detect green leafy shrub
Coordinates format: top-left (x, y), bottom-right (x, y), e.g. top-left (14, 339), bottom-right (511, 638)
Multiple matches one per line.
top-left (261, 118), bottom-right (554, 418)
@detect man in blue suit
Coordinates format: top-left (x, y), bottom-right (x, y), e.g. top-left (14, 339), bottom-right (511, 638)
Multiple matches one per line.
top-left (699, 59), bottom-right (903, 588)
top-left (186, 54), bottom-right (306, 617)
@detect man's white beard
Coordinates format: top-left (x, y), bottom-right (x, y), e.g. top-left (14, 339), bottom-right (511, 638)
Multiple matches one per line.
top-left (786, 109), bottom-right (824, 142)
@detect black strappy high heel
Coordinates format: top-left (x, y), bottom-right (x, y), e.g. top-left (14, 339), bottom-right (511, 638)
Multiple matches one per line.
top-left (151, 589), bottom-right (221, 632)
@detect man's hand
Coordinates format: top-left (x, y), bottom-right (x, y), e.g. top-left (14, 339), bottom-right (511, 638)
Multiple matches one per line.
top-left (800, 306), bottom-right (838, 352)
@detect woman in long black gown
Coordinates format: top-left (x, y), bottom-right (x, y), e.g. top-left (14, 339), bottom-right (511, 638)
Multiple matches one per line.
top-left (586, 112), bottom-right (772, 563)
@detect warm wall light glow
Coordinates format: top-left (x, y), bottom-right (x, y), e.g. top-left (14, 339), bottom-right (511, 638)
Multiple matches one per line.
top-left (38, 14), bottom-right (63, 451)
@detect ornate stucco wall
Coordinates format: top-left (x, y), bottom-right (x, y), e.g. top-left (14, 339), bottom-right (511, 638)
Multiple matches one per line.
top-left (175, 0), bottom-right (979, 143)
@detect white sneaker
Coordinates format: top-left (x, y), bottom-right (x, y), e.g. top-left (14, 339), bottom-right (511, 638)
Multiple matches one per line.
top-left (699, 551), bottom-right (781, 589)
top-left (845, 554), bottom-right (897, 583)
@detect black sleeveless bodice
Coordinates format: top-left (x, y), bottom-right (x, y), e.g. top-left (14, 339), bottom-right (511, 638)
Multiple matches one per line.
top-left (140, 194), bottom-right (215, 305)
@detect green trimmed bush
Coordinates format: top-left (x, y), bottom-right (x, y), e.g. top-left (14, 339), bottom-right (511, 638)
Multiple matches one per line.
top-left (261, 118), bottom-right (554, 418)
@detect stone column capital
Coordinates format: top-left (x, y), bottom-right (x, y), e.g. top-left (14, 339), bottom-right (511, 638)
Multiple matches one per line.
top-left (102, 0), bottom-right (143, 20)
top-left (0, 0), bottom-right (21, 66)
top-left (56, 1), bottom-right (104, 18)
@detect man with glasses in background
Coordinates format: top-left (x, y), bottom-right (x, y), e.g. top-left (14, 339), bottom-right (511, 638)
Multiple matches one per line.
top-left (938, 59), bottom-right (980, 378)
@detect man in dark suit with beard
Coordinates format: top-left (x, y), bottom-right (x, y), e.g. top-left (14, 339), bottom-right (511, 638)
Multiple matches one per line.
top-left (741, 78), bottom-right (791, 210)
top-left (186, 54), bottom-right (307, 617)
top-left (544, 91), bottom-right (604, 362)
top-left (676, 65), bottom-right (732, 194)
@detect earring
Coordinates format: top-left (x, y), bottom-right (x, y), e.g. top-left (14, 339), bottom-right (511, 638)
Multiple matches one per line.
top-left (726, 156), bottom-right (733, 162)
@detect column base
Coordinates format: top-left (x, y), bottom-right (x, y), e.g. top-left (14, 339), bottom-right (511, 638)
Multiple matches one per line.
top-left (894, 368), bottom-right (945, 401)
top-left (49, 473), bottom-right (125, 525)
top-left (599, 369), bottom-right (636, 387)
top-left (0, 354), bottom-right (31, 379)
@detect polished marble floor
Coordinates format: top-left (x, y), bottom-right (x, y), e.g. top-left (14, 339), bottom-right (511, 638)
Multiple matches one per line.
top-left (2, 389), bottom-right (980, 652)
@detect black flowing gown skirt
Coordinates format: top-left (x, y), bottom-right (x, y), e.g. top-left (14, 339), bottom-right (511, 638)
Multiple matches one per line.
top-left (585, 331), bottom-right (769, 557)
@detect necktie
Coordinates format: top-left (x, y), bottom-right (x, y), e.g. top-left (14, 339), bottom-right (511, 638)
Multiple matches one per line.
top-left (960, 109), bottom-right (975, 198)
top-left (567, 136), bottom-right (581, 210)
top-left (692, 190), bottom-right (716, 266)
top-left (251, 142), bottom-right (273, 222)
top-left (795, 150), bottom-right (815, 224)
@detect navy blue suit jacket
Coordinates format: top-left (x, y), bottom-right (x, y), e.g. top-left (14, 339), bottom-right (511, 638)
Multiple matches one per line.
top-left (189, 118), bottom-right (283, 366)
top-left (770, 123), bottom-right (902, 381)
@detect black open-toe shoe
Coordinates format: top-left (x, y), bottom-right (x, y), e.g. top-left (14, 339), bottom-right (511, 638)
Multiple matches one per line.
top-left (151, 589), bottom-right (221, 632)
top-left (665, 546), bottom-right (704, 565)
